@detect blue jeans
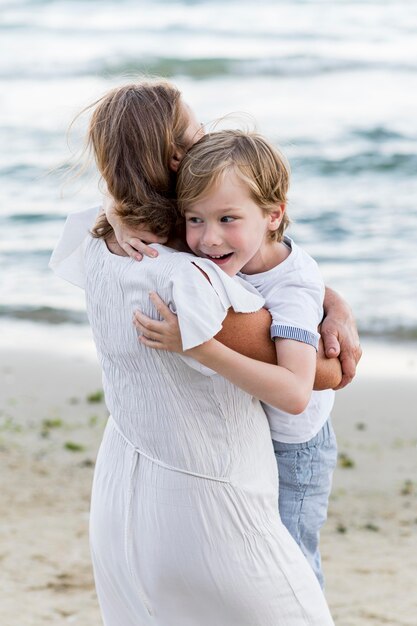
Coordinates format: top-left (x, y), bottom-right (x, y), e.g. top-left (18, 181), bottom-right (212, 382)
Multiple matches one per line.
top-left (273, 418), bottom-right (337, 588)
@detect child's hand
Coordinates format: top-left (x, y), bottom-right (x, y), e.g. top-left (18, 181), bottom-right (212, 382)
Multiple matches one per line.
top-left (133, 293), bottom-right (183, 353)
top-left (104, 196), bottom-right (167, 261)
top-left (116, 230), bottom-right (162, 262)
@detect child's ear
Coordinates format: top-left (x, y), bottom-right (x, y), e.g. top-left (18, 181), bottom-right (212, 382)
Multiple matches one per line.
top-left (268, 203), bottom-right (286, 232)
top-left (169, 146), bottom-right (184, 172)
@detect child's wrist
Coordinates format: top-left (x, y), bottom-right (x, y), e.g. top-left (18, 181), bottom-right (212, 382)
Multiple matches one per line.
top-left (186, 338), bottom-right (218, 363)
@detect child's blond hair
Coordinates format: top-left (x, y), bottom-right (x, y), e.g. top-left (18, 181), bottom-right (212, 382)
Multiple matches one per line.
top-left (177, 130), bottom-right (291, 241)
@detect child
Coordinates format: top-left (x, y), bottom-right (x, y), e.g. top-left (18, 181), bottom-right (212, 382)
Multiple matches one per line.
top-left (134, 129), bottom-right (338, 587)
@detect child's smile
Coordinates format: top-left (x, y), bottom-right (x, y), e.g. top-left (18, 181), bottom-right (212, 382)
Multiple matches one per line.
top-left (184, 170), bottom-right (284, 276)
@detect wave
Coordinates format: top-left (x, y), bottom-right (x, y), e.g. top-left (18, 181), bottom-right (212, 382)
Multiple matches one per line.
top-left (0, 248), bottom-right (54, 261)
top-left (2, 55), bottom-right (417, 81)
top-left (358, 325), bottom-right (417, 342)
top-left (0, 163), bottom-right (49, 181)
top-left (0, 305), bottom-right (87, 325)
top-left (294, 151), bottom-right (417, 176)
top-left (1, 304), bottom-right (417, 341)
top-left (102, 56), bottom-right (369, 80)
top-left (0, 162), bottom-right (82, 187)
top-left (350, 126), bottom-right (409, 143)
top-left (0, 150), bottom-right (417, 191)
top-left (4, 213), bottom-right (64, 223)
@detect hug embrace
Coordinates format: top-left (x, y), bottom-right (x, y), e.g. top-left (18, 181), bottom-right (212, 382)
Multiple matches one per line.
top-left (50, 79), bottom-right (361, 625)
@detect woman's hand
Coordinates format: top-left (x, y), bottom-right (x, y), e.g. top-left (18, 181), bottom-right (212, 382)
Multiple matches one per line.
top-left (321, 287), bottom-right (362, 390)
top-left (133, 293), bottom-right (184, 352)
top-left (104, 195), bottom-right (166, 261)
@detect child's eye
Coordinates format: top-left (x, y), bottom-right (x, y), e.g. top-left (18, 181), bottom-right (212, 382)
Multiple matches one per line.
top-left (187, 216), bottom-right (203, 224)
top-left (220, 216), bottom-right (235, 223)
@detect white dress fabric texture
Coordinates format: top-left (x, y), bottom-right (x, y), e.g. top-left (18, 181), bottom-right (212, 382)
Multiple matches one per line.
top-left (51, 208), bottom-right (334, 626)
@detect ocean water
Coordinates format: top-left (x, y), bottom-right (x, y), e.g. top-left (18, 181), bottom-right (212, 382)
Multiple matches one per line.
top-left (1, 0), bottom-right (417, 340)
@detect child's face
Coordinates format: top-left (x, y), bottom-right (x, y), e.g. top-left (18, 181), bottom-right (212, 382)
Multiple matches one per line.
top-left (184, 170), bottom-right (282, 276)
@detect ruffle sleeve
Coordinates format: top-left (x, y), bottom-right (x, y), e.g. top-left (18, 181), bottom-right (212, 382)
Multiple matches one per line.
top-left (49, 206), bottom-right (100, 288)
top-left (170, 258), bottom-right (264, 351)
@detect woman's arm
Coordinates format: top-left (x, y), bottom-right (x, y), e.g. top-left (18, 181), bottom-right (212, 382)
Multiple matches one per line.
top-left (135, 295), bottom-right (315, 413)
top-left (137, 295), bottom-right (317, 413)
top-left (104, 201), bottom-right (356, 388)
top-left (321, 287), bottom-right (362, 389)
top-left (216, 308), bottom-right (341, 389)
top-left (104, 205), bottom-right (348, 388)
top-left (215, 308), bottom-right (277, 363)
top-left (314, 337), bottom-right (342, 390)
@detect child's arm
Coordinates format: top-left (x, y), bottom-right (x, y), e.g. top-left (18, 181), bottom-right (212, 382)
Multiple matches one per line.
top-left (217, 308), bottom-right (341, 389)
top-left (192, 337), bottom-right (316, 415)
top-left (135, 294), bottom-right (317, 415)
top-left (105, 195), bottom-right (357, 388)
top-left (135, 294), bottom-right (342, 391)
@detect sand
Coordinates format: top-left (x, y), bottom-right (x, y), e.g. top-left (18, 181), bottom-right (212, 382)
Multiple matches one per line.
top-left (1, 337), bottom-right (416, 626)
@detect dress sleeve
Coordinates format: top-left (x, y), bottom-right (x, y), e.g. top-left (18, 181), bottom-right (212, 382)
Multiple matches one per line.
top-left (170, 258), bottom-right (264, 351)
top-left (49, 206), bottom-right (101, 289)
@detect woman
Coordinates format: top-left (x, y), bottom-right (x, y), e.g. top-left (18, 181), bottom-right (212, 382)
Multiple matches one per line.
top-left (51, 80), bottom-right (358, 625)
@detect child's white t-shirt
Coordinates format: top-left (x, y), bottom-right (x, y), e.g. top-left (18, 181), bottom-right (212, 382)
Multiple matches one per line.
top-left (239, 237), bottom-right (335, 444)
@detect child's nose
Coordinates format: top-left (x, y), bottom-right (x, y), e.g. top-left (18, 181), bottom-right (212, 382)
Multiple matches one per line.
top-left (201, 225), bottom-right (222, 247)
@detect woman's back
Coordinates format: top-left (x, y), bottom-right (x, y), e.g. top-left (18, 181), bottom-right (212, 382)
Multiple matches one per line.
top-left (85, 235), bottom-right (271, 480)
top-left (52, 208), bottom-right (334, 625)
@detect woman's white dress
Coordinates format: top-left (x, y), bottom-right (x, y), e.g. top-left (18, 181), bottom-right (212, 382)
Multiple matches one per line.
top-left (50, 207), bottom-right (334, 626)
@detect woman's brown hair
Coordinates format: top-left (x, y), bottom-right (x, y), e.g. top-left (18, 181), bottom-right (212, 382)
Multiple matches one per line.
top-left (177, 130), bottom-right (291, 242)
top-left (84, 80), bottom-right (189, 239)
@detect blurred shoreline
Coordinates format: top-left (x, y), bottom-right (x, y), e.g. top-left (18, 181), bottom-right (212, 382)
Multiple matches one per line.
top-left (2, 316), bottom-right (417, 380)
top-left (3, 307), bottom-right (417, 341)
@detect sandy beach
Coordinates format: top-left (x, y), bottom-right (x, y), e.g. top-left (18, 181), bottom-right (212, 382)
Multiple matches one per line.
top-left (1, 334), bottom-right (416, 626)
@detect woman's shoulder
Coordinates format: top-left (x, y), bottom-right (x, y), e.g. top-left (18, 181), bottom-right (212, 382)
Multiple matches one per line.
top-left (131, 249), bottom-right (265, 317)
top-left (157, 255), bottom-right (264, 352)
top-left (128, 247), bottom-right (198, 279)
top-left (49, 206), bottom-right (101, 288)
top-left (168, 256), bottom-right (265, 314)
